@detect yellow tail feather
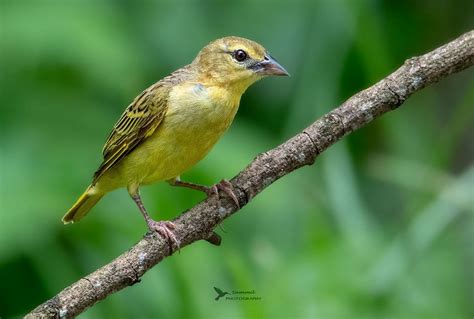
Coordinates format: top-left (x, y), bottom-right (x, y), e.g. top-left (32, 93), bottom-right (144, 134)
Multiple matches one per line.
top-left (62, 186), bottom-right (103, 224)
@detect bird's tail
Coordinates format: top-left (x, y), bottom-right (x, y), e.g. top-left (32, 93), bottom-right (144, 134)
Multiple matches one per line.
top-left (62, 186), bottom-right (103, 224)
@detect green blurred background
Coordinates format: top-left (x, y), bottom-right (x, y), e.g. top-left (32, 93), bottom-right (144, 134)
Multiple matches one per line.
top-left (1, 0), bottom-right (473, 318)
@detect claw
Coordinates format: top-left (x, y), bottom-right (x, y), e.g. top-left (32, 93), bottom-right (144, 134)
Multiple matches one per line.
top-left (147, 220), bottom-right (180, 251)
top-left (171, 178), bottom-right (240, 208)
top-left (205, 185), bottom-right (219, 197)
top-left (205, 180), bottom-right (240, 208)
top-left (215, 180), bottom-right (240, 208)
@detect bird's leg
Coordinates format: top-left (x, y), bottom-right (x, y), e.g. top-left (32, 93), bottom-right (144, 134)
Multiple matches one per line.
top-left (170, 178), bottom-right (240, 208)
top-left (130, 191), bottom-right (180, 249)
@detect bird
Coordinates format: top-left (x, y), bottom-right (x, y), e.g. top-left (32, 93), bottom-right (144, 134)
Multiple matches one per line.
top-left (213, 287), bottom-right (230, 301)
top-left (62, 36), bottom-right (289, 247)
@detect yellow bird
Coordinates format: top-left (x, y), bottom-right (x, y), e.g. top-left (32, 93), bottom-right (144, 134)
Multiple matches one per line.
top-left (62, 36), bottom-right (288, 245)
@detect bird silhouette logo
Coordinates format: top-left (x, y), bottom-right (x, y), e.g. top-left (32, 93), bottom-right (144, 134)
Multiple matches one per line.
top-left (213, 287), bottom-right (230, 301)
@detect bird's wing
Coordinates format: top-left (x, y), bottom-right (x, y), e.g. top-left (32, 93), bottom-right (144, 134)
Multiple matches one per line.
top-left (92, 66), bottom-right (193, 183)
top-left (92, 84), bottom-right (169, 183)
top-left (214, 287), bottom-right (223, 294)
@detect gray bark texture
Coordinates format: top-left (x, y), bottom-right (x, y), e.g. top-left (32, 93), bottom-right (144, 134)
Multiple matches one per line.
top-left (26, 30), bottom-right (474, 318)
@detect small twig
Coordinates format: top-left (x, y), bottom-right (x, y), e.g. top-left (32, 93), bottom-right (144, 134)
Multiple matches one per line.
top-left (205, 231), bottom-right (222, 246)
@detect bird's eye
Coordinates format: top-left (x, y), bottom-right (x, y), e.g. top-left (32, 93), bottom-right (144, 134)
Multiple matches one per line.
top-left (234, 49), bottom-right (248, 62)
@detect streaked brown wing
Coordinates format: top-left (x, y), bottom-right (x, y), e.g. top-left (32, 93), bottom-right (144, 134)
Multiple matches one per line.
top-left (92, 85), bottom-right (168, 183)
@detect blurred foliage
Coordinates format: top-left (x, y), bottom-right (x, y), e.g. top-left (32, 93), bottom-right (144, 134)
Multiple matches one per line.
top-left (1, 0), bottom-right (473, 318)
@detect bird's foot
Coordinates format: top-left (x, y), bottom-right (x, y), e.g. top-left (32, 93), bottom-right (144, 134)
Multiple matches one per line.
top-left (206, 179), bottom-right (240, 209)
top-left (170, 178), bottom-right (240, 208)
top-left (146, 219), bottom-right (180, 250)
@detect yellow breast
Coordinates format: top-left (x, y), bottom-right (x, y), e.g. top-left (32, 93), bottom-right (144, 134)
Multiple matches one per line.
top-left (115, 82), bottom-right (241, 186)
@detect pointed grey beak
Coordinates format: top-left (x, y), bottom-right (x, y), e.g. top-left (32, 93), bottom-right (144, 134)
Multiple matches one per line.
top-left (251, 54), bottom-right (290, 76)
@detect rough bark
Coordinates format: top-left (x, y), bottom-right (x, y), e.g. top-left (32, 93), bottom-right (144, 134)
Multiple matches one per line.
top-left (26, 30), bottom-right (474, 318)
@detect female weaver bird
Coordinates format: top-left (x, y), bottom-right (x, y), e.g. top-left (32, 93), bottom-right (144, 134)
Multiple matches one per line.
top-left (63, 36), bottom-right (289, 246)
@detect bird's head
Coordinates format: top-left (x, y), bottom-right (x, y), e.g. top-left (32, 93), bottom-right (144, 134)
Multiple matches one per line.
top-left (193, 36), bottom-right (289, 93)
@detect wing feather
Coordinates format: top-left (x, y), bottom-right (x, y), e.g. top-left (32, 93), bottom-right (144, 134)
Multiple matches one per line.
top-left (92, 85), bottom-right (168, 183)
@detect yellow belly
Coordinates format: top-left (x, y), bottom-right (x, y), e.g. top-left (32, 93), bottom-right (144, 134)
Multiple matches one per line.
top-left (96, 82), bottom-right (241, 192)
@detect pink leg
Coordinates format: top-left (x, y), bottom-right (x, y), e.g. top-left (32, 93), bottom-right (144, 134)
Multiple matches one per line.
top-left (131, 193), bottom-right (180, 249)
top-left (172, 179), bottom-right (240, 208)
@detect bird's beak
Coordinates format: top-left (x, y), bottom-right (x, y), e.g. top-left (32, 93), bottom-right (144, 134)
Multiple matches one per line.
top-left (251, 54), bottom-right (290, 76)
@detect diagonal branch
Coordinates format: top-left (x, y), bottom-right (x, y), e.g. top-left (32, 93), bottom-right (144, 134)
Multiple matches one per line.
top-left (26, 30), bottom-right (474, 318)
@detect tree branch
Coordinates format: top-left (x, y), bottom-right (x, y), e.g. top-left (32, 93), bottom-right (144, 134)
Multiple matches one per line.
top-left (26, 30), bottom-right (474, 318)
